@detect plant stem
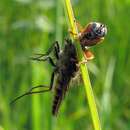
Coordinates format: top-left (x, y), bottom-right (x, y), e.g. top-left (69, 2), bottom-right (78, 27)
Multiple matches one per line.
top-left (64, 0), bottom-right (102, 130)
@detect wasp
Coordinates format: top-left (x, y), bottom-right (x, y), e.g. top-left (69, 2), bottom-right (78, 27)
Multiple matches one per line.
top-left (11, 22), bottom-right (107, 116)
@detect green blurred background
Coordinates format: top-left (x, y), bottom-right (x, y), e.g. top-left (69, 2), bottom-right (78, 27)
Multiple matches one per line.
top-left (0, 0), bottom-right (130, 130)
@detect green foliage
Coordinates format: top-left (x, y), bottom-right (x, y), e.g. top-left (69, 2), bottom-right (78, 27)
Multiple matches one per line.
top-left (0, 0), bottom-right (130, 130)
top-left (64, 0), bottom-right (101, 129)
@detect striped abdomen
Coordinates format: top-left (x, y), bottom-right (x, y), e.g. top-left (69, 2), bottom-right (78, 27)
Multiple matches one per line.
top-left (52, 76), bottom-right (70, 116)
top-left (52, 86), bottom-right (65, 116)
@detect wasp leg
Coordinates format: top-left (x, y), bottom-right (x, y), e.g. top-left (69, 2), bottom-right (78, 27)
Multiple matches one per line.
top-left (10, 71), bottom-right (56, 104)
top-left (75, 20), bottom-right (84, 32)
top-left (78, 60), bottom-right (88, 66)
top-left (69, 19), bottom-right (83, 36)
top-left (77, 50), bottom-right (95, 68)
top-left (69, 29), bottom-right (78, 36)
top-left (84, 49), bottom-right (95, 60)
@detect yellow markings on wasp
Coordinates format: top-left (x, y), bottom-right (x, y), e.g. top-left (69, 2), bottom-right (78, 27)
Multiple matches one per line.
top-left (64, 0), bottom-right (102, 130)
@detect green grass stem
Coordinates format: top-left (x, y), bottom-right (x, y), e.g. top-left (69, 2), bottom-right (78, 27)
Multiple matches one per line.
top-left (64, 0), bottom-right (102, 130)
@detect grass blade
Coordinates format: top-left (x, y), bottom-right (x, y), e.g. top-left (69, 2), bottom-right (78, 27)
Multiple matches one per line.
top-left (64, 0), bottom-right (102, 130)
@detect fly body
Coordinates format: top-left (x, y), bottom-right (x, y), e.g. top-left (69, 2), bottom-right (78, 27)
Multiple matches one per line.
top-left (52, 39), bottom-right (78, 115)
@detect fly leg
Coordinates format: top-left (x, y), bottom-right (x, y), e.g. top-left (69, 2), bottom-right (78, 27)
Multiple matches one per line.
top-left (32, 41), bottom-right (60, 59)
top-left (11, 70), bottom-right (56, 104)
top-left (28, 71), bottom-right (55, 93)
top-left (30, 41), bottom-right (60, 67)
top-left (31, 56), bottom-right (56, 67)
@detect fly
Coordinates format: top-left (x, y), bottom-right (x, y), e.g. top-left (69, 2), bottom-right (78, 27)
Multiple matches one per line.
top-left (11, 39), bottom-right (79, 116)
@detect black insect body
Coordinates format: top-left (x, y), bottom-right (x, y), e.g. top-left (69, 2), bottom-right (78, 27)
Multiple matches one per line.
top-left (11, 21), bottom-right (107, 116)
top-left (11, 39), bottom-right (79, 116)
top-left (52, 39), bottom-right (78, 115)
